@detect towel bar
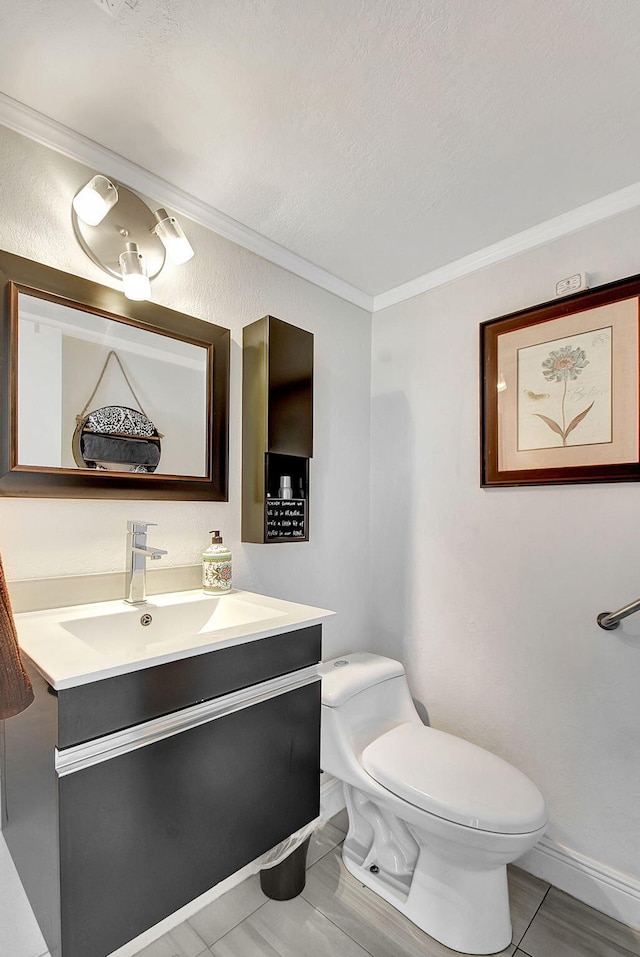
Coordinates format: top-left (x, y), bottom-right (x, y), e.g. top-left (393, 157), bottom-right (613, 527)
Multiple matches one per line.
top-left (597, 598), bottom-right (640, 630)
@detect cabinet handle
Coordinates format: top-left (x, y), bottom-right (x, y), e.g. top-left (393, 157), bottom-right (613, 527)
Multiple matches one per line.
top-left (56, 665), bottom-right (319, 776)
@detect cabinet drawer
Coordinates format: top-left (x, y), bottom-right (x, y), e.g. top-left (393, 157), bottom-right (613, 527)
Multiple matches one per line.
top-left (58, 680), bottom-right (321, 957)
top-left (57, 624), bottom-right (321, 748)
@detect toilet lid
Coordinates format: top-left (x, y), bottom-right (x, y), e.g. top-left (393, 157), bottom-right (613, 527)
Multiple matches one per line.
top-left (362, 722), bottom-right (547, 834)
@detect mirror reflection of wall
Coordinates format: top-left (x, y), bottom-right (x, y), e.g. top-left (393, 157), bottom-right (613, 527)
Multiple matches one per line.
top-left (17, 293), bottom-right (208, 478)
top-left (17, 314), bottom-right (63, 467)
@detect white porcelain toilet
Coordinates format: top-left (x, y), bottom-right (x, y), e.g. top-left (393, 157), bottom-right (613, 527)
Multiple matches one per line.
top-left (319, 653), bottom-right (547, 955)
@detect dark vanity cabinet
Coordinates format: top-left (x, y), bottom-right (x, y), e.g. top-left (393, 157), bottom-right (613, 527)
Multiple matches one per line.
top-left (2, 626), bottom-right (321, 957)
top-left (242, 316), bottom-right (313, 543)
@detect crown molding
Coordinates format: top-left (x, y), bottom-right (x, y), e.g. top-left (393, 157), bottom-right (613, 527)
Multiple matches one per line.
top-left (373, 181), bottom-right (640, 312)
top-left (3, 92), bottom-right (640, 317)
top-left (0, 93), bottom-right (374, 312)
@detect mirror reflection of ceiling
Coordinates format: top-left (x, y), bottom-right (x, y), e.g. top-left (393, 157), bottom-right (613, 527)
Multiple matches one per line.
top-left (19, 295), bottom-right (207, 370)
top-left (1, 1), bottom-right (640, 297)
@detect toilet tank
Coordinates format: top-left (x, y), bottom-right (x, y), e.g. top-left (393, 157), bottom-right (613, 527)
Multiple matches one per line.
top-left (319, 653), bottom-right (421, 782)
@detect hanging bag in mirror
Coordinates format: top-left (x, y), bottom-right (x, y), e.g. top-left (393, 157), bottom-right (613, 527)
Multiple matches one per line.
top-left (72, 351), bottom-right (163, 473)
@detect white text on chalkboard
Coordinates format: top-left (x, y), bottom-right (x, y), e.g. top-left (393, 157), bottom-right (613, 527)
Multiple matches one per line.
top-left (265, 498), bottom-right (307, 541)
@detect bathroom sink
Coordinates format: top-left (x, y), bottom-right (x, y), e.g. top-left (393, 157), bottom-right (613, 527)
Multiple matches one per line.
top-left (14, 588), bottom-right (334, 689)
top-left (61, 591), bottom-right (284, 653)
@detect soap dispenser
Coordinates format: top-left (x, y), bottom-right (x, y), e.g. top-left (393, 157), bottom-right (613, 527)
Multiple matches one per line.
top-left (202, 530), bottom-right (232, 594)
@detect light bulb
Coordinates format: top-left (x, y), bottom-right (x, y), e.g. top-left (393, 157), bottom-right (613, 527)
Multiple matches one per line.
top-left (72, 175), bottom-right (118, 226)
top-left (153, 208), bottom-right (195, 265)
top-left (119, 242), bottom-right (151, 301)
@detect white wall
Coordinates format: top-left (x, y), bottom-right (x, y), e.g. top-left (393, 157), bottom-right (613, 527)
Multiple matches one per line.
top-left (371, 207), bottom-right (640, 920)
top-left (0, 124), bottom-right (372, 659)
top-left (17, 319), bottom-right (62, 467)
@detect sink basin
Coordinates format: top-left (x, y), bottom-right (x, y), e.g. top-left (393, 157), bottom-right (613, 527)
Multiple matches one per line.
top-left (62, 592), bottom-right (284, 655)
top-left (14, 588), bottom-right (334, 689)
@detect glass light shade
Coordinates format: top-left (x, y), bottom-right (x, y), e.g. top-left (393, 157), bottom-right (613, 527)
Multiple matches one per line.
top-left (72, 175), bottom-right (118, 227)
top-left (153, 208), bottom-right (195, 265)
top-left (119, 242), bottom-right (151, 301)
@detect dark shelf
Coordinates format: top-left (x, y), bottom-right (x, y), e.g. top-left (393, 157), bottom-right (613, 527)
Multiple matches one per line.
top-left (242, 316), bottom-right (313, 543)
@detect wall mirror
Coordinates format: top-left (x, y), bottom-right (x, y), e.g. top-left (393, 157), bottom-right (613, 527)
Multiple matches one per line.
top-left (0, 251), bottom-right (229, 499)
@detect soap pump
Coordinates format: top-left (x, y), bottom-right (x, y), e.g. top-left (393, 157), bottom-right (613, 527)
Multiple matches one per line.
top-left (202, 530), bottom-right (232, 594)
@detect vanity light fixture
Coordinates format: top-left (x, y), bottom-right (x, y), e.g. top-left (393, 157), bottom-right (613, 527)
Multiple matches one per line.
top-left (152, 208), bottom-right (195, 265)
top-left (72, 174), bottom-right (119, 226)
top-left (71, 176), bottom-right (194, 301)
top-left (118, 242), bottom-right (151, 301)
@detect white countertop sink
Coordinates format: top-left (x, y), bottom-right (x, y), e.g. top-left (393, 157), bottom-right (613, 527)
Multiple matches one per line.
top-left (15, 589), bottom-right (334, 690)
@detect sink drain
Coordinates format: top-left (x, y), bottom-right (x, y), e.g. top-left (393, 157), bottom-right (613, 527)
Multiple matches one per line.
top-left (140, 613), bottom-right (153, 626)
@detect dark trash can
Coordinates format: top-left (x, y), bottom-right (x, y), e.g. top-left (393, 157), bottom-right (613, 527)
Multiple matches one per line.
top-left (259, 836), bottom-right (311, 900)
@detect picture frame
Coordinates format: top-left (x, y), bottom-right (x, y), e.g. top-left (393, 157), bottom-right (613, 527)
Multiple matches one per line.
top-left (480, 273), bottom-right (640, 486)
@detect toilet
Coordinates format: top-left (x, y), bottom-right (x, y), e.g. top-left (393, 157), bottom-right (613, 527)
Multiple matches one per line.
top-left (319, 653), bottom-right (547, 955)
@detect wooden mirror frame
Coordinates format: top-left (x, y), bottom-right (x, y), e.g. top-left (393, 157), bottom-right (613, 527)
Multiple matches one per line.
top-left (0, 250), bottom-right (229, 500)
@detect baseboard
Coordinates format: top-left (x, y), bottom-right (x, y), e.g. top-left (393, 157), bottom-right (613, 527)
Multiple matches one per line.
top-left (518, 837), bottom-right (640, 931)
top-left (320, 774), bottom-right (346, 820)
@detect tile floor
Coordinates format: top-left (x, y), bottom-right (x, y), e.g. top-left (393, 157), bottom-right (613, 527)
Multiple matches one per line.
top-left (134, 811), bottom-right (640, 957)
top-left (3, 811), bottom-right (640, 957)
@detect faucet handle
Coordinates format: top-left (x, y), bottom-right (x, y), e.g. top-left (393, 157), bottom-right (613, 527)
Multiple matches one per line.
top-left (127, 520), bottom-right (157, 533)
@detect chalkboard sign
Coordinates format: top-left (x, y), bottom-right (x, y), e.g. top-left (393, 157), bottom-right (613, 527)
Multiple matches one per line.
top-left (265, 499), bottom-right (307, 541)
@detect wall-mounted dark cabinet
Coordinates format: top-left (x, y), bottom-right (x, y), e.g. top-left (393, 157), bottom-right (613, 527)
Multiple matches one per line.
top-left (242, 316), bottom-right (313, 543)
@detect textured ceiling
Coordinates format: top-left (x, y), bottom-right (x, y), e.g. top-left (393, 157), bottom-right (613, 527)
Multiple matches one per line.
top-left (1, 0), bottom-right (640, 296)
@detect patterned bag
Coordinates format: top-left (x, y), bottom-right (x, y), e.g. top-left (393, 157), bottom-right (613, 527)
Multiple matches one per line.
top-left (72, 352), bottom-right (162, 473)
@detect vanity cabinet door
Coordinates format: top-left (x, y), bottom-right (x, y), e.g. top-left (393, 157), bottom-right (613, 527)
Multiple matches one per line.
top-left (57, 680), bottom-right (320, 957)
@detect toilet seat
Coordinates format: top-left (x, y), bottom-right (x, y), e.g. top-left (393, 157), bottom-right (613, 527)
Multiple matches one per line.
top-left (362, 722), bottom-right (547, 835)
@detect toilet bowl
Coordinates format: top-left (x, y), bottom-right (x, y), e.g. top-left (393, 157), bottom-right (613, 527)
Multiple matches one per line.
top-left (319, 653), bottom-right (547, 955)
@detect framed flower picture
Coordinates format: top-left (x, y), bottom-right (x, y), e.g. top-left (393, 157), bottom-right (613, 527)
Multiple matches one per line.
top-left (480, 273), bottom-right (640, 486)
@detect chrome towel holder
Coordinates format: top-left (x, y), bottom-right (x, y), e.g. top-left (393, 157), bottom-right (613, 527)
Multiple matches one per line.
top-left (597, 598), bottom-right (640, 631)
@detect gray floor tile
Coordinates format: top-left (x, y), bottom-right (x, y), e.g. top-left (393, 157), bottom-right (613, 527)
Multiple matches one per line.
top-left (520, 886), bottom-right (640, 957)
top-left (133, 921), bottom-right (208, 957)
top-left (0, 836), bottom-right (49, 957)
top-left (187, 875), bottom-right (267, 946)
top-left (329, 808), bottom-right (349, 834)
top-left (306, 820), bottom-right (345, 867)
top-left (209, 894), bottom-right (372, 957)
top-left (507, 865), bottom-right (550, 943)
top-left (301, 845), bottom-right (515, 957)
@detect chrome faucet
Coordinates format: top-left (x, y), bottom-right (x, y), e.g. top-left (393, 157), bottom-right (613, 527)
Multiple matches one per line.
top-left (125, 520), bottom-right (168, 605)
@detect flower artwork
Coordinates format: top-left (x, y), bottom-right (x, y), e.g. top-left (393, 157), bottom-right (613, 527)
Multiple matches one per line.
top-left (516, 328), bottom-right (612, 452)
top-left (482, 284), bottom-right (640, 486)
top-left (535, 345), bottom-right (593, 447)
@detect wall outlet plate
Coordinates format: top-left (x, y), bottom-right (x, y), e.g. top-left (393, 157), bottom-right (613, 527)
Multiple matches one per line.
top-left (555, 272), bottom-right (589, 298)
